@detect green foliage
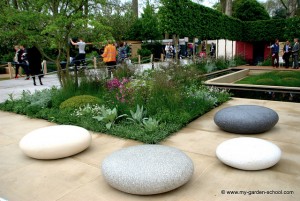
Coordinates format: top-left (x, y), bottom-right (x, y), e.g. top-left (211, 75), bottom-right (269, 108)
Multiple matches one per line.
top-left (158, 0), bottom-right (300, 42)
top-left (244, 19), bottom-right (286, 42)
top-left (261, 57), bottom-right (272, 66)
top-left (124, 18), bottom-right (143, 40)
top-left (159, 0), bottom-right (244, 40)
top-left (140, 1), bottom-right (162, 40)
top-left (127, 105), bottom-right (147, 124)
top-left (255, 78), bottom-right (277, 85)
top-left (114, 65), bottom-right (135, 79)
top-left (143, 117), bottom-right (160, 132)
top-left (93, 107), bottom-right (127, 130)
top-left (137, 48), bottom-right (152, 57)
top-left (0, 61), bottom-right (231, 144)
top-left (233, 0), bottom-right (270, 21)
top-left (215, 57), bottom-right (230, 70)
top-left (60, 95), bottom-right (102, 109)
top-left (124, 1), bottom-right (162, 41)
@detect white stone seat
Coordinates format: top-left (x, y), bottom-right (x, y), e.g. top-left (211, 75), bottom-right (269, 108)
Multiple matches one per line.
top-left (19, 125), bottom-right (91, 160)
top-left (216, 137), bottom-right (281, 170)
top-left (102, 145), bottom-right (194, 195)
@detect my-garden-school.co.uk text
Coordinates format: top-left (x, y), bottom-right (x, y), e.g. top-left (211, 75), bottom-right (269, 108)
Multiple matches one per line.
top-left (221, 189), bottom-right (294, 196)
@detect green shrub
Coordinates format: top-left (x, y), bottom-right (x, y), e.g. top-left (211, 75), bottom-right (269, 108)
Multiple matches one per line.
top-left (261, 58), bottom-right (272, 66)
top-left (114, 65), bottom-right (135, 79)
top-left (276, 71), bottom-right (299, 78)
top-left (215, 57), bottom-right (229, 70)
top-left (255, 78), bottom-right (276, 85)
top-left (137, 48), bottom-right (152, 57)
top-left (233, 55), bottom-right (247, 66)
top-left (281, 77), bottom-right (300, 87)
top-left (60, 95), bottom-right (102, 109)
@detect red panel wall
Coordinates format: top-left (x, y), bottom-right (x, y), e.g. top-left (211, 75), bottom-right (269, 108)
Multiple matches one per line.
top-left (236, 41), bottom-right (253, 63)
top-left (264, 43), bottom-right (271, 59)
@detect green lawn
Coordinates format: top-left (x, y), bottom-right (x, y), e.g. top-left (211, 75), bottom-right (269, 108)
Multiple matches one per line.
top-left (236, 71), bottom-right (300, 87)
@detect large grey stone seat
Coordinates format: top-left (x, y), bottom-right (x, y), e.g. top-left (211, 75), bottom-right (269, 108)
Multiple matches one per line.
top-left (214, 105), bottom-right (279, 134)
top-left (101, 145), bottom-right (194, 195)
top-left (216, 137), bottom-right (281, 170)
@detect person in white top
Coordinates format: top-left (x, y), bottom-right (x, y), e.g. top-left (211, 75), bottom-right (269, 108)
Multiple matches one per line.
top-left (70, 38), bottom-right (92, 68)
top-left (165, 42), bottom-right (174, 59)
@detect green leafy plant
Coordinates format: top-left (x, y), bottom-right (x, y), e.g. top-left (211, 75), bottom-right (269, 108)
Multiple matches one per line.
top-left (72, 104), bottom-right (105, 117)
top-left (60, 95), bottom-right (102, 109)
top-left (127, 105), bottom-right (147, 124)
top-left (93, 107), bottom-right (127, 130)
top-left (143, 117), bottom-right (160, 132)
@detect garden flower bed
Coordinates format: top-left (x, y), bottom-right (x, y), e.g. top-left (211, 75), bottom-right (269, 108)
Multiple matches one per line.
top-left (0, 64), bottom-right (230, 143)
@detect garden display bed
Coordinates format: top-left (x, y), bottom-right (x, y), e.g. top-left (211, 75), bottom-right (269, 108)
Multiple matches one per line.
top-left (0, 64), bottom-right (230, 143)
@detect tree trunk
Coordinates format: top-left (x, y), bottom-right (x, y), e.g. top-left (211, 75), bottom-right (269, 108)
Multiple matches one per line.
top-left (12, 0), bottom-right (18, 9)
top-left (132, 0), bottom-right (138, 17)
top-left (220, 0), bottom-right (226, 13)
top-left (288, 0), bottom-right (298, 17)
top-left (225, 0), bottom-right (232, 16)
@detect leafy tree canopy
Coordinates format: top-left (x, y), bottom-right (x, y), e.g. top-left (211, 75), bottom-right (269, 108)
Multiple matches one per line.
top-left (233, 0), bottom-right (270, 21)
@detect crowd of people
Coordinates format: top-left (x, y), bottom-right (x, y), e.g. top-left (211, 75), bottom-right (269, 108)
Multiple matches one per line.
top-left (69, 38), bottom-right (131, 77)
top-left (270, 38), bottom-right (299, 69)
top-left (13, 45), bottom-right (43, 85)
top-left (164, 41), bottom-right (215, 60)
top-left (12, 37), bottom-right (300, 85)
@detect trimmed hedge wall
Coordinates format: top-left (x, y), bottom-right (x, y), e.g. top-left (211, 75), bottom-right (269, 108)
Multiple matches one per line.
top-left (159, 0), bottom-right (300, 42)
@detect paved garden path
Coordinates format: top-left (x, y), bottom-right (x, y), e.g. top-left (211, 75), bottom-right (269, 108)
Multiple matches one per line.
top-left (0, 98), bottom-right (299, 201)
top-left (0, 74), bottom-right (61, 103)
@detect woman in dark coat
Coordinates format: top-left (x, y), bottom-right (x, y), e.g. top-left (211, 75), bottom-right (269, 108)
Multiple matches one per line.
top-left (27, 46), bottom-right (43, 85)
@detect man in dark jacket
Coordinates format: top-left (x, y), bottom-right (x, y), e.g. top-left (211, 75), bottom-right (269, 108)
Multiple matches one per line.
top-left (292, 38), bottom-right (299, 69)
top-left (283, 40), bottom-right (292, 68)
top-left (270, 39), bottom-right (279, 68)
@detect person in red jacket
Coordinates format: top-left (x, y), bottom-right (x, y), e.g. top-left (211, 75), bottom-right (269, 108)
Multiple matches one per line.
top-left (102, 40), bottom-right (117, 78)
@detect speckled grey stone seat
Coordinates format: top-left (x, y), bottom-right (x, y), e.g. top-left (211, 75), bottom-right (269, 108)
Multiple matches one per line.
top-left (214, 105), bottom-right (279, 134)
top-left (101, 145), bottom-right (194, 195)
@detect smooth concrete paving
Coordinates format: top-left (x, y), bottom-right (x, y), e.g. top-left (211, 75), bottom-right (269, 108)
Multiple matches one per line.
top-left (0, 98), bottom-right (299, 201)
top-left (0, 74), bottom-right (61, 103)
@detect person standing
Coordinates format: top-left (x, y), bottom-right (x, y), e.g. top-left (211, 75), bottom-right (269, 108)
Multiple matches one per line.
top-left (70, 38), bottom-right (92, 68)
top-left (283, 40), bottom-right (292, 68)
top-left (165, 42), bottom-right (174, 59)
top-left (210, 42), bottom-right (216, 58)
top-left (102, 40), bottom-right (117, 78)
top-left (20, 45), bottom-right (30, 79)
top-left (13, 45), bottom-right (23, 78)
top-left (269, 39), bottom-right (279, 68)
top-left (292, 38), bottom-right (299, 69)
top-left (117, 42), bottom-right (126, 64)
top-left (27, 46), bottom-right (43, 86)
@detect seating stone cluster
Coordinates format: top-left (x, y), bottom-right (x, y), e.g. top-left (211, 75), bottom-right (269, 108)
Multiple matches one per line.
top-left (213, 105), bottom-right (281, 171)
top-left (18, 104), bottom-right (282, 195)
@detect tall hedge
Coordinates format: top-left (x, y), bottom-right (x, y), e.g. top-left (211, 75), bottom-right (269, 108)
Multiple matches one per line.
top-left (244, 19), bottom-right (286, 41)
top-left (159, 0), bottom-right (243, 40)
top-left (159, 0), bottom-right (300, 42)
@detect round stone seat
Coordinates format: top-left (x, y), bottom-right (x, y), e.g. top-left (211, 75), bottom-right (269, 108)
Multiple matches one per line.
top-left (216, 137), bottom-right (281, 170)
top-left (214, 105), bottom-right (279, 134)
top-left (19, 125), bottom-right (92, 159)
top-left (102, 145), bottom-right (194, 195)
